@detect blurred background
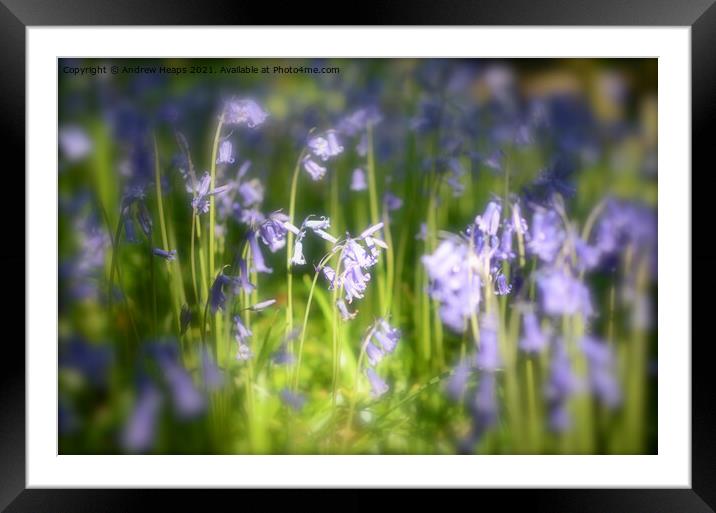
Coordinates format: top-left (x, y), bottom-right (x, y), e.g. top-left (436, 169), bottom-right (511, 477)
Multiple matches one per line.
top-left (58, 58), bottom-right (656, 454)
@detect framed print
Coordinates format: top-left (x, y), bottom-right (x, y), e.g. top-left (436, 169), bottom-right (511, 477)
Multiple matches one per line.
top-left (4, 0), bottom-right (710, 511)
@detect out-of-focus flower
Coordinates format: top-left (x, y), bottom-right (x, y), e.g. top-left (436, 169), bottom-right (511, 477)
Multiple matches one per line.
top-left (59, 125), bottom-right (93, 162)
top-left (152, 248), bottom-right (177, 261)
top-left (238, 179), bottom-right (264, 207)
top-left (545, 338), bottom-right (580, 432)
top-left (308, 130), bottom-right (344, 161)
top-left (249, 298), bottom-right (276, 311)
top-left (223, 98), bottom-right (268, 128)
top-left (336, 298), bottom-right (357, 321)
top-left (154, 344), bottom-right (206, 419)
top-left (519, 310), bottom-right (548, 354)
top-left (581, 336), bottom-right (621, 408)
top-left (216, 140), bottom-right (235, 165)
top-left (422, 237), bottom-right (481, 333)
top-left (248, 229), bottom-right (272, 274)
top-left (383, 192), bottom-right (403, 211)
top-left (350, 168), bottom-right (367, 191)
top-left (121, 381), bottom-right (162, 453)
top-left (302, 156), bottom-right (327, 181)
top-left (537, 268), bottom-right (594, 318)
top-left (475, 315), bottom-right (501, 371)
top-left (280, 389), bottom-right (306, 411)
top-left (528, 206), bottom-right (565, 263)
top-left (475, 201), bottom-right (502, 236)
top-left (201, 347), bottom-right (223, 391)
top-left (366, 367), bottom-right (389, 398)
top-left (446, 360), bottom-right (472, 400)
top-left (372, 318), bottom-right (401, 354)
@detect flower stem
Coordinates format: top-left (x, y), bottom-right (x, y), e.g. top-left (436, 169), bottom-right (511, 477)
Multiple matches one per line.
top-left (208, 114), bottom-right (224, 285)
top-left (286, 149), bottom-right (306, 343)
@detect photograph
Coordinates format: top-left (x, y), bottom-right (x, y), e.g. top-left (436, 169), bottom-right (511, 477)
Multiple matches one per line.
top-left (57, 57), bottom-right (658, 456)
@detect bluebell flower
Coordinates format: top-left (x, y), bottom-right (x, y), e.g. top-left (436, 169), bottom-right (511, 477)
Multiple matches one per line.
top-left (308, 130), bottom-right (344, 161)
top-left (209, 273), bottom-right (232, 313)
top-left (153, 248), bottom-right (177, 261)
top-left (519, 310), bottom-right (548, 354)
top-left (365, 342), bottom-right (385, 366)
top-left (236, 257), bottom-right (255, 293)
top-left (59, 125), bottom-right (92, 162)
top-left (249, 299), bottom-right (276, 311)
top-left (383, 192), bottom-right (403, 211)
top-left (446, 360), bottom-right (472, 400)
top-left (372, 318), bottom-right (401, 353)
top-left (259, 211), bottom-right (296, 253)
top-left (238, 179), bottom-right (264, 208)
top-left (422, 238), bottom-right (481, 333)
top-left (280, 389), bottom-right (306, 411)
top-left (528, 207), bottom-right (565, 263)
top-left (545, 338), bottom-right (580, 433)
top-left (121, 381), bottom-right (162, 453)
top-left (223, 98), bottom-right (268, 128)
top-left (233, 315), bottom-right (253, 361)
top-left (475, 200), bottom-right (502, 236)
top-left (191, 172), bottom-right (230, 214)
top-left (365, 367), bottom-right (389, 398)
top-left (216, 140), bottom-right (235, 164)
top-left (336, 298), bottom-right (357, 321)
top-left (291, 235), bottom-right (306, 266)
top-left (493, 271), bottom-right (512, 296)
top-left (303, 216), bottom-right (331, 230)
top-left (537, 268), bottom-right (594, 317)
top-left (302, 156), bottom-right (327, 181)
top-left (337, 106), bottom-right (383, 136)
top-left (475, 315), bottom-right (501, 371)
top-left (581, 336), bottom-right (621, 408)
top-left (469, 372), bottom-right (498, 436)
top-left (154, 344), bottom-right (205, 419)
top-left (574, 236), bottom-right (601, 272)
top-left (248, 229), bottom-right (272, 273)
top-left (350, 168), bottom-right (367, 191)
top-left (136, 200), bottom-right (153, 238)
top-left (201, 347), bottom-right (223, 391)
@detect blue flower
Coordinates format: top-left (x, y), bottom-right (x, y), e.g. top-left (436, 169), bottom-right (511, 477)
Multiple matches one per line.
top-left (201, 347), bottom-right (223, 391)
top-left (581, 336), bottom-right (621, 408)
top-left (365, 367), bottom-right (389, 398)
top-left (308, 130), bottom-right (344, 161)
top-left (365, 342), bottom-right (385, 366)
top-left (537, 268), bottom-right (594, 318)
top-left (528, 207), bottom-right (565, 263)
top-left (191, 172), bottom-right (230, 214)
top-left (209, 272), bottom-right (237, 313)
top-left (372, 318), bottom-right (400, 353)
top-left (350, 168), bottom-right (367, 191)
top-left (302, 156), bottom-right (327, 181)
top-left (475, 315), bottom-right (501, 371)
top-left (216, 140), bottom-right (235, 164)
top-left (59, 125), bottom-right (92, 162)
top-left (336, 298), bottom-right (357, 321)
top-left (121, 381), bottom-right (162, 453)
top-left (152, 248), bottom-right (177, 261)
top-left (280, 389), bottom-right (306, 411)
top-left (475, 200), bottom-right (502, 237)
top-left (545, 338), bottom-right (580, 433)
top-left (223, 98), bottom-right (268, 128)
top-left (519, 310), bottom-right (548, 354)
top-left (153, 344), bottom-right (205, 419)
top-left (238, 179), bottom-right (264, 207)
top-left (248, 229), bottom-right (272, 274)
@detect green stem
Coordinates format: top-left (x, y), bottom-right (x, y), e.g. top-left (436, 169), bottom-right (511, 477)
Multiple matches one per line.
top-left (208, 114), bottom-right (225, 285)
top-left (286, 150), bottom-right (307, 342)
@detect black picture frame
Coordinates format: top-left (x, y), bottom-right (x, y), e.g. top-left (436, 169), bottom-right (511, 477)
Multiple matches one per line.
top-left (3, 1), bottom-right (708, 510)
